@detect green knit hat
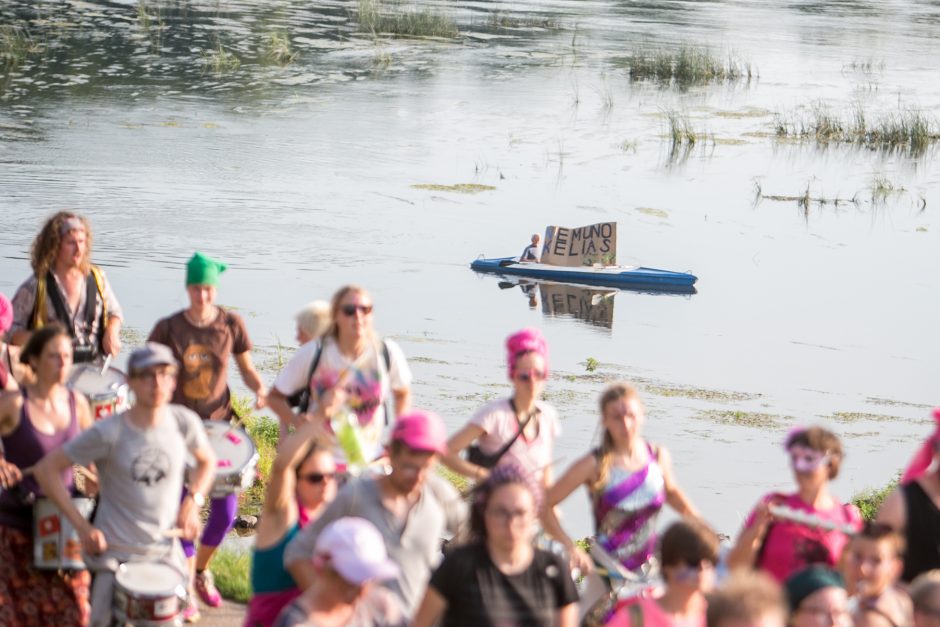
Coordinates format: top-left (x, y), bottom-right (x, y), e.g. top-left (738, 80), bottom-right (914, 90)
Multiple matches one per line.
top-left (785, 567), bottom-right (845, 612)
top-left (186, 252), bottom-right (227, 286)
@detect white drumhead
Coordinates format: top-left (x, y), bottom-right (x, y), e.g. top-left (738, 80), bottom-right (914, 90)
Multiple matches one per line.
top-left (116, 562), bottom-right (183, 594)
top-left (203, 422), bottom-right (257, 474)
top-left (68, 364), bottom-right (127, 396)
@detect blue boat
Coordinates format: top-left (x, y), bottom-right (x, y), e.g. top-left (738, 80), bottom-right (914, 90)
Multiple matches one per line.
top-left (470, 257), bottom-right (698, 292)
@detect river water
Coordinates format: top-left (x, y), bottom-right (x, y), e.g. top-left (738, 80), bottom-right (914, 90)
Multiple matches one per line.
top-left (1, 0), bottom-right (938, 537)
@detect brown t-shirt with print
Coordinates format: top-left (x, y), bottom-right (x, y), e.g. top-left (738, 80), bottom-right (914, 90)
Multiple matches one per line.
top-left (147, 309), bottom-right (251, 421)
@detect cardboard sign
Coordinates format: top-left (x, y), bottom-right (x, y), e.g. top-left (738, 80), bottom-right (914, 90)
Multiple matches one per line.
top-left (540, 222), bottom-right (617, 267)
top-left (540, 284), bottom-right (615, 329)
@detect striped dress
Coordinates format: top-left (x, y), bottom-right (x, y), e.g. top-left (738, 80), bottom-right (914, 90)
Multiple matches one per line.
top-left (592, 443), bottom-right (666, 574)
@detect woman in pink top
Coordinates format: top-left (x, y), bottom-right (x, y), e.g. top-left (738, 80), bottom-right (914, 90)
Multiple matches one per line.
top-left (727, 427), bottom-right (862, 582)
top-left (607, 520), bottom-right (719, 627)
top-left (443, 328), bottom-right (560, 488)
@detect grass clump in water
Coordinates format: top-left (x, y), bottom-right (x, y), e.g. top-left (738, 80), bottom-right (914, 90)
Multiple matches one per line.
top-left (261, 32), bottom-right (297, 66)
top-left (204, 43), bottom-right (241, 74)
top-left (664, 111), bottom-right (714, 163)
top-left (625, 44), bottom-right (754, 86)
top-left (358, 0), bottom-right (459, 38)
top-left (411, 183), bottom-right (495, 193)
top-left (211, 545), bottom-right (251, 602)
top-left (870, 175), bottom-right (905, 205)
top-left (774, 104), bottom-right (939, 156)
top-left (0, 26), bottom-right (44, 64)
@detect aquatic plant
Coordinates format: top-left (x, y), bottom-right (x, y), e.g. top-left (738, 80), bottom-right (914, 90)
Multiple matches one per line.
top-left (411, 183), bottom-right (495, 193)
top-left (773, 103), bottom-right (940, 156)
top-left (358, 0), bottom-right (459, 38)
top-left (487, 11), bottom-right (559, 30)
top-left (624, 44), bottom-right (754, 86)
top-left (584, 357), bottom-right (599, 373)
top-left (136, 1), bottom-right (165, 53)
top-left (664, 111), bottom-right (714, 163)
top-left (0, 26), bottom-right (44, 64)
top-left (204, 43), bottom-right (241, 74)
top-left (260, 32), bottom-right (297, 66)
top-left (870, 175), bottom-right (904, 205)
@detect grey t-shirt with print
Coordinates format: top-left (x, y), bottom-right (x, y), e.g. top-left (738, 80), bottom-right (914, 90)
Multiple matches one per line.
top-left (63, 405), bottom-right (209, 561)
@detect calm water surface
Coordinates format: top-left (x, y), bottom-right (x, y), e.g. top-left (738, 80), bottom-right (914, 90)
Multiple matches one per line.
top-left (1, 0), bottom-right (938, 536)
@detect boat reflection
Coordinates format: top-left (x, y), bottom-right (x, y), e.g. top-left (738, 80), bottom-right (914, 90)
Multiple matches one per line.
top-left (498, 279), bottom-right (617, 329)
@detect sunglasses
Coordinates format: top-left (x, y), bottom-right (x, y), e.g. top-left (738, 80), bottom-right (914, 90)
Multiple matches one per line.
top-left (515, 369), bottom-right (546, 382)
top-left (340, 303), bottom-right (373, 317)
top-left (300, 472), bottom-right (336, 484)
top-left (789, 447), bottom-right (830, 472)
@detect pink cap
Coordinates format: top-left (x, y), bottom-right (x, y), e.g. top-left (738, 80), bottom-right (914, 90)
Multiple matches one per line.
top-left (0, 293), bottom-right (12, 337)
top-left (314, 517), bottom-right (400, 585)
top-left (390, 409), bottom-right (448, 455)
top-left (506, 327), bottom-right (549, 379)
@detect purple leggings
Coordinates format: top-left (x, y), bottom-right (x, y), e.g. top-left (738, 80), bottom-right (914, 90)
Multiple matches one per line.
top-left (180, 492), bottom-right (238, 558)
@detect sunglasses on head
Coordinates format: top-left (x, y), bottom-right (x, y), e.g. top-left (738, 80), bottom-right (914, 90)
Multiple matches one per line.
top-left (300, 472), bottom-right (336, 484)
top-left (789, 448), bottom-right (830, 472)
top-left (515, 369), bottom-right (546, 382)
top-left (340, 303), bottom-right (373, 317)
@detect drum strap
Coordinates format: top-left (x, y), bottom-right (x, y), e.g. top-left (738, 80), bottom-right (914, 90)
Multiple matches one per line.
top-left (36, 268), bottom-right (107, 354)
top-left (295, 339), bottom-right (391, 416)
top-left (629, 602), bottom-right (644, 627)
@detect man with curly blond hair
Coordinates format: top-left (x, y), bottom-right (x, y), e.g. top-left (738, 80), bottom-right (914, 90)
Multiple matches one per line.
top-left (8, 211), bottom-right (123, 362)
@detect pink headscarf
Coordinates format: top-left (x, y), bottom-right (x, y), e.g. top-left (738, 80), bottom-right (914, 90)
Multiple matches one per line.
top-left (0, 293), bottom-right (13, 338)
top-left (505, 327), bottom-right (549, 379)
top-left (901, 408), bottom-right (940, 485)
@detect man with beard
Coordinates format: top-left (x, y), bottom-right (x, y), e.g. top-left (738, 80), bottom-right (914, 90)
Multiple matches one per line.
top-left (9, 212), bottom-right (123, 362)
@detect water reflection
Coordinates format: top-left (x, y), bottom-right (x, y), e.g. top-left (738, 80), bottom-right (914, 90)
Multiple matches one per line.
top-left (496, 278), bottom-right (616, 329)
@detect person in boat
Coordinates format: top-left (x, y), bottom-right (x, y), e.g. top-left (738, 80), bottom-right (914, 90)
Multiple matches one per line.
top-left (284, 410), bottom-right (466, 617)
top-left (876, 408), bottom-right (940, 583)
top-left (541, 382), bottom-right (700, 621)
top-left (244, 420), bottom-right (338, 627)
top-left (9, 211), bottom-right (123, 363)
top-left (606, 520), bottom-right (720, 627)
top-left (0, 324), bottom-right (94, 624)
top-left (147, 251), bottom-right (267, 621)
top-left (727, 426), bottom-right (862, 582)
top-left (784, 567), bottom-right (851, 627)
top-left (842, 522), bottom-right (912, 627)
top-left (34, 342), bottom-right (216, 627)
top-left (411, 462), bottom-right (580, 627)
top-left (268, 284), bottom-right (412, 468)
top-left (706, 572), bottom-right (787, 627)
top-left (521, 233), bottom-right (541, 262)
top-left (0, 293), bottom-right (24, 390)
top-left (274, 517), bottom-right (407, 627)
top-left (442, 327), bottom-right (561, 490)
top-left (295, 300), bottom-right (331, 347)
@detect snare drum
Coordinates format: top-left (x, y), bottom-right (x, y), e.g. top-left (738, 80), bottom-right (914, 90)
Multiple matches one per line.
top-left (33, 496), bottom-right (95, 570)
top-left (68, 363), bottom-right (130, 420)
top-left (113, 561), bottom-right (187, 626)
top-left (202, 421), bottom-right (259, 498)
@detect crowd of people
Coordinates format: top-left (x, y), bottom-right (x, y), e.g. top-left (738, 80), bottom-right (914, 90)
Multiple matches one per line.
top-left (0, 210), bottom-right (938, 627)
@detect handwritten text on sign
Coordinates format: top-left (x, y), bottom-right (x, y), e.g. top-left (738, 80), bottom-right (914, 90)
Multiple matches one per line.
top-left (541, 222), bottom-right (617, 267)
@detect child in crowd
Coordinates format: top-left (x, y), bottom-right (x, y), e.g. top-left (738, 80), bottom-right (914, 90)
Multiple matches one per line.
top-left (784, 566), bottom-right (851, 627)
top-left (910, 570), bottom-right (940, 627)
top-left (607, 520), bottom-right (720, 627)
top-left (706, 572), bottom-right (787, 627)
top-left (843, 522), bottom-right (913, 627)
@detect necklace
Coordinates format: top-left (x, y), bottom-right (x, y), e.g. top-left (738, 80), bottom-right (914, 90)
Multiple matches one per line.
top-left (184, 307), bottom-right (217, 328)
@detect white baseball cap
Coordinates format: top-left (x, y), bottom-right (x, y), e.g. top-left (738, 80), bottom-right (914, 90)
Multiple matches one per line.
top-left (314, 517), bottom-right (400, 585)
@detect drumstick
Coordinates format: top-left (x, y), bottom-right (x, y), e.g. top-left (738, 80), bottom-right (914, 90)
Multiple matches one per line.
top-left (161, 528), bottom-right (186, 539)
top-left (100, 354), bottom-right (112, 377)
top-left (768, 504), bottom-right (857, 536)
top-left (75, 465), bottom-right (99, 484)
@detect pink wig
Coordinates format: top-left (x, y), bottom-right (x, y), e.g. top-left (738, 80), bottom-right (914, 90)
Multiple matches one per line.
top-left (901, 408), bottom-right (940, 485)
top-left (505, 327), bottom-right (549, 379)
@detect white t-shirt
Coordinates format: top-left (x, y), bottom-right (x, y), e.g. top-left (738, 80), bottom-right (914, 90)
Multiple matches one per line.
top-left (274, 337), bottom-right (412, 464)
top-left (469, 398), bottom-right (560, 483)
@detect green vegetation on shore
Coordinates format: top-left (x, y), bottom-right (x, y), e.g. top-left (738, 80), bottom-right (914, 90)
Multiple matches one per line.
top-left (212, 545), bottom-right (252, 603)
top-left (851, 475), bottom-right (899, 521)
top-left (232, 396), bottom-right (279, 516)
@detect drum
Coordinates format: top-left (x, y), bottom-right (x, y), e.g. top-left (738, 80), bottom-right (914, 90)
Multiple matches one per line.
top-left (33, 496), bottom-right (95, 570)
top-left (68, 363), bottom-right (130, 420)
top-left (113, 561), bottom-right (187, 626)
top-left (202, 421), bottom-right (259, 498)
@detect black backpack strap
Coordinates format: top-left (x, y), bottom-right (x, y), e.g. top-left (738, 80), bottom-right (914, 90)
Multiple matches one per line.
top-left (45, 272), bottom-right (76, 337)
top-left (381, 340), bottom-right (390, 371)
top-left (297, 341), bottom-right (323, 414)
